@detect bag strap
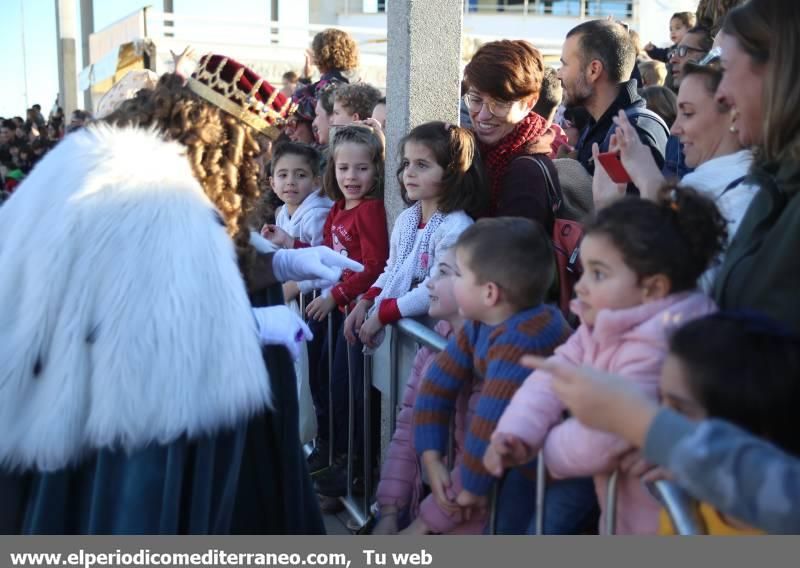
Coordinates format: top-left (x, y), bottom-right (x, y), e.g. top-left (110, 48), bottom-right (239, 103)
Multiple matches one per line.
top-left (722, 175), bottom-right (746, 196)
top-left (516, 155), bottom-right (561, 215)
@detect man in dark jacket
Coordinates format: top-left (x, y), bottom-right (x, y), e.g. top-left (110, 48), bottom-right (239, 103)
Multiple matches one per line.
top-left (558, 20), bottom-right (669, 185)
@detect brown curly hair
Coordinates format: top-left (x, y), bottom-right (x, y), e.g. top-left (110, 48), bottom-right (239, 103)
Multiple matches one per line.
top-left (311, 29), bottom-right (359, 74)
top-left (103, 73), bottom-right (263, 280)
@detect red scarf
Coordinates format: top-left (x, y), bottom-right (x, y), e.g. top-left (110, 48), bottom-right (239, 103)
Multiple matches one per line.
top-left (478, 111), bottom-right (551, 215)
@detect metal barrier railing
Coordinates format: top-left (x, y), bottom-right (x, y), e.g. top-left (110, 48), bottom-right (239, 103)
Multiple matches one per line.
top-left (297, 303), bottom-right (706, 536)
top-left (604, 469), bottom-right (706, 535)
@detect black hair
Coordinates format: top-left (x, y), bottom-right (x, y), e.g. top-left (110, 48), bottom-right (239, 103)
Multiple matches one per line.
top-left (563, 106), bottom-right (591, 132)
top-left (669, 312), bottom-right (800, 455)
top-left (271, 141), bottom-right (322, 177)
top-left (684, 25), bottom-right (714, 53)
top-left (396, 121), bottom-right (489, 217)
top-left (566, 19), bottom-right (637, 84)
top-left (584, 184), bottom-right (727, 292)
top-left (456, 217), bottom-right (554, 310)
top-left (532, 67), bottom-right (563, 120)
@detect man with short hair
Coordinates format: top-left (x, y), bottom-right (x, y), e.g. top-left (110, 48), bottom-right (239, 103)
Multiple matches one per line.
top-left (557, 20), bottom-right (669, 180)
top-left (668, 26), bottom-right (713, 89)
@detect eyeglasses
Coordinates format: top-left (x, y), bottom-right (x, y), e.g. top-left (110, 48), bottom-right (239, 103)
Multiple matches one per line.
top-left (670, 45), bottom-right (709, 59)
top-left (462, 92), bottom-right (515, 118)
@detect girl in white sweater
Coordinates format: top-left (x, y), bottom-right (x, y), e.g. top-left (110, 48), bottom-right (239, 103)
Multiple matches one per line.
top-left (262, 141), bottom-right (333, 301)
top-left (343, 122), bottom-right (490, 348)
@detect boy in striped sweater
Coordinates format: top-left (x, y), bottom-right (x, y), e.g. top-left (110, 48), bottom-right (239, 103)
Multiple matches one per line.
top-left (411, 218), bottom-right (573, 532)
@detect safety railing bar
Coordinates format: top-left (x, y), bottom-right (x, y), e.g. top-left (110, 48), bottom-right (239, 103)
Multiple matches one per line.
top-left (388, 328), bottom-right (399, 439)
top-left (326, 307), bottom-right (335, 465)
top-left (605, 470), bottom-right (619, 535)
top-left (535, 450), bottom-right (546, 535)
top-left (647, 480), bottom-right (706, 535)
top-left (345, 307), bottom-right (355, 504)
top-left (363, 352), bottom-right (373, 515)
top-left (395, 318), bottom-right (448, 352)
top-left (340, 495), bottom-right (369, 530)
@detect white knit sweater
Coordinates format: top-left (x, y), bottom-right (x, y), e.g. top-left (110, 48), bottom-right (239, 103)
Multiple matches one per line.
top-left (370, 204), bottom-right (473, 320)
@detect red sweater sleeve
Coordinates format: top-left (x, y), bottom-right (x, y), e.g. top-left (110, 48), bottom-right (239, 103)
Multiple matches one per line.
top-left (378, 298), bottom-right (402, 325)
top-left (331, 200), bottom-right (389, 306)
top-left (362, 286), bottom-right (383, 301)
top-left (322, 206), bottom-right (335, 249)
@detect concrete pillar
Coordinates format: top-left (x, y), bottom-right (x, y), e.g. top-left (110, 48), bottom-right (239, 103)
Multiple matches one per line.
top-left (55, 0), bottom-right (78, 117)
top-left (79, 0), bottom-right (93, 110)
top-left (375, 0), bottom-right (464, 460)
top-left (384, 0), bottom-right (464, 227)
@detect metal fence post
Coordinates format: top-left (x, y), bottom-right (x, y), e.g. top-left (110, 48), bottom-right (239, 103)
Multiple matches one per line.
top-left (535, 450), bottom-right (546, 535)
top-left (363, 352), bottom-right (373, 516)
top-left (648, 480), bottom-right (706, 535)
top-left (605, 470), bottom-right (620, 535)
top-left (326, 309), bottom-right (334, 465)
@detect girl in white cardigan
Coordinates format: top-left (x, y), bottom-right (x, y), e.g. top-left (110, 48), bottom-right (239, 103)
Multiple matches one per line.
top-left (343, 122), bottom-right (489, 348)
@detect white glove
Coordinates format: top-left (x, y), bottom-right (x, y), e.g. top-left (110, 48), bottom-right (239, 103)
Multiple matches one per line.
top-left (272, 247), bottom-right (364, 287)
top-left (252, 305), bottom-right (313, 361)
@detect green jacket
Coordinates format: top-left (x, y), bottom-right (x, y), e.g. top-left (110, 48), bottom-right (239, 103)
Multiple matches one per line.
top-left (713, 161), bottom-right (800, 333)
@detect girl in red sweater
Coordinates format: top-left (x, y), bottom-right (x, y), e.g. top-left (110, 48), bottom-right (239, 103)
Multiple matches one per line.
top-left (305, 125), bottom-right (389, 499)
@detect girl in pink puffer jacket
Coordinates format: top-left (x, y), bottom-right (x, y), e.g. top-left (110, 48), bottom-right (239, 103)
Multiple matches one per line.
top-left (373, 247), bottom-right (485, 535)
top-left (484, 186), bottom-right (728, 534)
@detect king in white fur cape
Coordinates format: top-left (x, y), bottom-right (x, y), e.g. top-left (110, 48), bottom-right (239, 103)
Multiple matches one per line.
top-left (0, 125), bottom-right (324, 534)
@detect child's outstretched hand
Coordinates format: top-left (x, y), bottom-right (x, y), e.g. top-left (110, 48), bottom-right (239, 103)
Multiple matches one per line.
top-left (358, 313), bottom-right (384, 347)
top-left (306, 293), bottom-right (337, 322)
top-left (483, 432), bottom-right (534, 477)
top-left (455, 490), bottom-right (487, 521)
top-left (261, 224), bottom-right (294, 249)
top-left (421, 450), bottom-right (459, 514)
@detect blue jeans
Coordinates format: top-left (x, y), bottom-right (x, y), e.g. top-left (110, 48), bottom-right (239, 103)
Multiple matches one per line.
top-left (493, 466), bottom-right (599, 534)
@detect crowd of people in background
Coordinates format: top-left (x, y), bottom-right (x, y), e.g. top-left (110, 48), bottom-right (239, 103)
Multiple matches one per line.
top-left (2, 0), bottom-right (800, 536)
top-left (0, 104), bottom-right (93, 202)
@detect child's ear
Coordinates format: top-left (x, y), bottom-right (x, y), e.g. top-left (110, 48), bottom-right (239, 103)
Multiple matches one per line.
top-left (269, 176), bottom-right (276, 192)
top-left (641, 274), bottom-right (671, 302)
top-left (484, 281), bottom-right (501, 307)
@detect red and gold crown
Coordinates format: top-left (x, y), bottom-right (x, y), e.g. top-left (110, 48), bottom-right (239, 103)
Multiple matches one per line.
top-left (187, 54), bottom-right (295, 139)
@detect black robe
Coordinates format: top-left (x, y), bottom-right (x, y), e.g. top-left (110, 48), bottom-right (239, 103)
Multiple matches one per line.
top-left (0, 284), bottom-right (325, 535)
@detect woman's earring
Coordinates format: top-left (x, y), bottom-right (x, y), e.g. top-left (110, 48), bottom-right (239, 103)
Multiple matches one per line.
top-left (729, 108), bottom-right (739, 134)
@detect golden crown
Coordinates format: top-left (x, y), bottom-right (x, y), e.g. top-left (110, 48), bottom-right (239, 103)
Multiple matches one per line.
top-left (186, 55), bottom-right (295, 140)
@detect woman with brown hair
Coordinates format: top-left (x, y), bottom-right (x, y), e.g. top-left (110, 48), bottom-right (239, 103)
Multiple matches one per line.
top-left (710, 0), bottom-right (800, 333)
top-left (462, 40), bottom-right (562, 231)
top-left (0, 55), bottom-right (358, 534)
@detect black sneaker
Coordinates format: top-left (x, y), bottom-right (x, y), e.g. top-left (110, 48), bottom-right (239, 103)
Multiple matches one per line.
top-left (315, 462), bottom-right (365, 498)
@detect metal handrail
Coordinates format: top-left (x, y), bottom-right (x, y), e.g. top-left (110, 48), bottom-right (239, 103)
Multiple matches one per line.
top-left (648, 480), bottom-right (706, 535)
top-left (395, 318), bottom-right (448, 352)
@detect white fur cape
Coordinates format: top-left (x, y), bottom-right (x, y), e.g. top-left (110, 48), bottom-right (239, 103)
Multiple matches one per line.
top-left (0, 125), bottom-right (271, 472)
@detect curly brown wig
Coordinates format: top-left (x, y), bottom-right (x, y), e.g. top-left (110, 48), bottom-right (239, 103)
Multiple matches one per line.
top-left (311, 29), bottom-right (359, 74)
top-left (103, 73), bottom-right (263, 281)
